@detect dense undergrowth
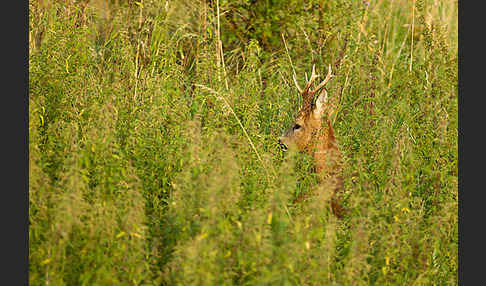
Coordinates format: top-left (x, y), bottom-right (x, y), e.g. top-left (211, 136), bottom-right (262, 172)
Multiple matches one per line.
top-left (29, 0), bottom-right (457, 285)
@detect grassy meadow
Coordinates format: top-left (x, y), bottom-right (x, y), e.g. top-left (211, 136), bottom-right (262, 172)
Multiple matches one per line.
top-left (29, 0), bottom-right (457, 285)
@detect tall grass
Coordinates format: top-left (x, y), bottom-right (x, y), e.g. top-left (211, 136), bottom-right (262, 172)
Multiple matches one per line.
top-left (29, 0), bottom-right (457, 285)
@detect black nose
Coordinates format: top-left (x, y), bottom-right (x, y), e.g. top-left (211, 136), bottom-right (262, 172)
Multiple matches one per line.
top-left (278, 139), bottom-right (288, 151)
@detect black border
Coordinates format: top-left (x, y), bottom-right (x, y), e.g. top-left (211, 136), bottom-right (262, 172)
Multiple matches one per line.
top-left (5, 0), bottom-right (29, 284)
top-left (458, 1), bottom-right (477, 285)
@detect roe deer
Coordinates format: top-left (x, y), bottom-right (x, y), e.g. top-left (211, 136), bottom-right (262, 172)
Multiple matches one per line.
top-left (279, 64), bottom-right (344, 218)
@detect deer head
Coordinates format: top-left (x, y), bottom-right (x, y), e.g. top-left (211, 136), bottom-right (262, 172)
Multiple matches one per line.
top-left (279, 64), bottom-right (335, 154)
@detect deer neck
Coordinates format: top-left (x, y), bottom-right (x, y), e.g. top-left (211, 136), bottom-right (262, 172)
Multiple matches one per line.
top-left (306, 118), bottom-right (340, 177)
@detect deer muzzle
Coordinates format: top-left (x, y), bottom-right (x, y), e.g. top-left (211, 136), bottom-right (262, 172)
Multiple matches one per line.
top-left (278, 137), bottom-right (288, 151)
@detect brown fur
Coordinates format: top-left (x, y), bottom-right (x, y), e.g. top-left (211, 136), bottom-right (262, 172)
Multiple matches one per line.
top-left (279, 66), bottom-right (345, 218)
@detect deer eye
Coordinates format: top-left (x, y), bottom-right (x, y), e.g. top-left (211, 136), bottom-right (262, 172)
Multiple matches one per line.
top-left (293, 124), bottom-right (301, 130)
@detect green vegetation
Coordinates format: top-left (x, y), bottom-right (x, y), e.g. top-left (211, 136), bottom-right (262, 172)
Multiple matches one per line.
top-left (29, 0), bottom-right (457, 284)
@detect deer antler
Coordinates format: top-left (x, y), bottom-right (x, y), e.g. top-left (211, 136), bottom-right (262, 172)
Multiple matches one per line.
top-left (293, 64), bottom-right (319, 95)
top-left (293, 64), bottom-right (334, 107)
top-left (293, 64), bottom-right (333, 95)
top-left (303, 64), bottom-right (319, 95)
top-left (292, 73), bottom-right (303, 94)
top-left (309, 64), bottom-right (333, 96)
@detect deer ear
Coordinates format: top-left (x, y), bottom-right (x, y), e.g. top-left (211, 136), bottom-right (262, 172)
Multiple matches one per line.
top-left (313, 89), bottom-right (328, 117)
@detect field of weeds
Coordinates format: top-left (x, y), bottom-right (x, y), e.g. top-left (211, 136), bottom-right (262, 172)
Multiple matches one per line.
top-left (29, 0), bottom-right (457, 285)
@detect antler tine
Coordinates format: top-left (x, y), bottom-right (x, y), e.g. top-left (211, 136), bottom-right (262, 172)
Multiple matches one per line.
top-left (292, 73), bottom-right (303, 94)
top-left (310, 64), bottom-right (334, 95)
top-left (303, 64), bottom-right (319, 94)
